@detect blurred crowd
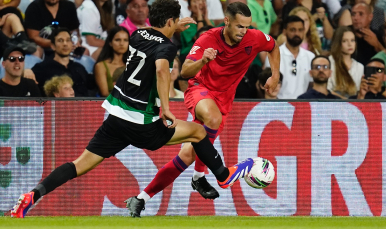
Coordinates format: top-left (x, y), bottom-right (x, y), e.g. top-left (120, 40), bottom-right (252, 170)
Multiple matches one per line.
top-left (0, 0), bottom-right (385, 99)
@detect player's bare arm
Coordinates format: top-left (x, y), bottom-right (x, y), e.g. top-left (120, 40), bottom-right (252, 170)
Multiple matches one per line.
top-left (180, 48), bottom-right (217, 78)
top-left (264, 42), bottom-right (281, 94)
top-left (155, 59), bottom-right (177, 128)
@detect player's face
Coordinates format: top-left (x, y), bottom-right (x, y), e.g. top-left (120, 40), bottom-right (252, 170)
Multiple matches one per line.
top-left (341, 31), bottom-right (356, 55)
top-left (111, 31), bottom-right (129, 55)
top-left (310, 58), bottom-right (331, 84)
top-left (53, 32), bottom-right (73, 57)
top-left (2, 51), bottom-right (24, 79)
top-left (225, 14), bottom-right (251, 45)
top-left (44, 0), bottom-right (59, 6)
top-left (55, 82), bottom-right (75, 97)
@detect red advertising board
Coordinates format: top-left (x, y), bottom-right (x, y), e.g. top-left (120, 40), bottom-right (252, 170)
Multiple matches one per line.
top-left (0, 100), bottom-right (384, 216)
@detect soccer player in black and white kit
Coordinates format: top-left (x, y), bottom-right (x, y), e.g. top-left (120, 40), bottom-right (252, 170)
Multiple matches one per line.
top-left (10, 0), bottom-right (256, 218)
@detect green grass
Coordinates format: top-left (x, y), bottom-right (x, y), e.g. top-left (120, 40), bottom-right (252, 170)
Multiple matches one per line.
top-left (1, 216), bottom-right (386, 229)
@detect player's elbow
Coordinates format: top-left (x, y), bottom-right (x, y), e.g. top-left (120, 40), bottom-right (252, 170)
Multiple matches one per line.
top-left (180, 67), bottom-right (192, 79)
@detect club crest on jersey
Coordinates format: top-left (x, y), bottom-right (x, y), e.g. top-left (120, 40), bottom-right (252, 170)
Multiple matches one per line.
top-left (245, 46), bottom-right (252, 55)
top-left (190, 46), bottom-right (200, 55)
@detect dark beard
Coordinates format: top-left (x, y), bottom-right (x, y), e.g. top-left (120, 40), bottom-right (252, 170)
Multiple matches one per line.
top-left (287, 36), bottom-right (302, 47)
top-left (56, 52), bottom-right (70, 58)
top-left (45, 1), bottom-right (58, 6)
top-left (313, 73), bottom-right (328, 84)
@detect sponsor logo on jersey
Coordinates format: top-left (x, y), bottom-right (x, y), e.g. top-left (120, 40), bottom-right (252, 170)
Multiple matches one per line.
top-left (138, 30), bottom-right (164, 43)
top-left (245, 46), bottom-right (252, 55)
top-left (264, 33), bottom-right (271, 41)
top-left (190, 46), bottom-right (200, 55)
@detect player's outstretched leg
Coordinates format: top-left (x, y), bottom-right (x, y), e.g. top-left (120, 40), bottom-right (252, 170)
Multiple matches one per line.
top-left (11, 150), bottom-right (103, 218)
top-left (125, 197), bottom-right (145, 218)
top-left (217, 158), bottom-right (254, 189)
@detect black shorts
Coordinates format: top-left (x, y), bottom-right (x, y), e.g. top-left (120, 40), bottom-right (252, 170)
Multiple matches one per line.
top-left (86, 115), bottom-right (175, 158)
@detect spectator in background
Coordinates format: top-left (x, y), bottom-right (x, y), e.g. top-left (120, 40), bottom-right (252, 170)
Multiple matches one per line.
top-left (94, 26), bottom-right (129, 97)
top-left (328, 26), bottom-right (363, 98)
top-left (77, 0), bottom-right (114, 60)
top-left (24, 0), bottom-right (80, 55)
top-left (265, 16), bottom-right (315, 99)
top-left (43, 74), bottom-right (75, 97)
top-left (120, 0), bottom-right (150, 35)
top-left (256, 67), bottom-right (282, 99)
top-left (180, 0), bottom-right (214, 62)
top-left (351, 3), bottom-right (385, 66)
top-left (247, 0), bottom-right (277, 35)
top-left (0, 0), bottom-right (23, 22)
top-left (277, 7), bottom-right (322, 55)
top-left (371, 22), bottom-right (386, 65)
top-left (281, 0), bottom-right (334, 51)
top-left (0, 13), bottom-right (37, 56)
top-left (170, 56), bottom-right (184, 98)
top-left (31, 28), bottom-right (90, 96)
top-left (179, 0), bottom-right (224, 26)
top-left (334, 0), bottom-right (385, 33)
top-left (351, 58), bottom-right (386, 99)
top-left (0, 47), bottom-right (41, 97)
top-left (298, 55), bottom-right (339, 99)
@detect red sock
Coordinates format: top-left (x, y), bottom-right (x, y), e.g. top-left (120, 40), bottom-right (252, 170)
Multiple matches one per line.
top-left (194, 125), bottom-right (217, 172)
top-left (144, 155), bottom-right (187, 197)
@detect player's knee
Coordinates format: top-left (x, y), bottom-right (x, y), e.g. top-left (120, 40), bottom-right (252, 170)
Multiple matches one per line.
top-left (204, 114), bottom-right (222, 129)
top-left (178, 147), bottom-right (195, 165)
top-left (193, 124), bottom-right (207, 142)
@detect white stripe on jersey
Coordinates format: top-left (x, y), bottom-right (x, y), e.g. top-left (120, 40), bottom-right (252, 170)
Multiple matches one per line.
top-left (114, 85), bottom-right (148, 104)
top-left (102, 100), bottom-right (146, 124)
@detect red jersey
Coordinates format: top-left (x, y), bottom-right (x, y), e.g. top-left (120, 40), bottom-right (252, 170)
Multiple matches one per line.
top-left (186, 27), bottom-right (275, 94)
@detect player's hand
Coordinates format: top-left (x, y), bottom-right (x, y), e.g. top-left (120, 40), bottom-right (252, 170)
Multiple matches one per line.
top-left (162, 109), bottom-right (177, 128)
top-left (201, 48), bottom-right (217, 64)
top-left (264, 76), bottom-right (279, 94)
top-left (176, 17), bottom-right (197, 32)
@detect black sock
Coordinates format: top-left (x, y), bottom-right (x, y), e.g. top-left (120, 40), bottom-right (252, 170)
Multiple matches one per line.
top-left (14, 31), bottom-right (28, 42)
top-left (191, 135), bottom-right (229, 182)
top-left (31, 162), bottom-right (77, 203)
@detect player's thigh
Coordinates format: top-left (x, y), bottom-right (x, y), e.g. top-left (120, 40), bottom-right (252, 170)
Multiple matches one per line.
top-left (72, 149), bottom-right (104, 176)
top-left (195, 99), bottom-right (222, 128)
top-left (166, 120), bottom-right (206, 145)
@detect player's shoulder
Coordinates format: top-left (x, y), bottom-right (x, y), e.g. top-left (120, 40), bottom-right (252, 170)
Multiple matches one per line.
top-left (197, 27), bottom-right (222, 41)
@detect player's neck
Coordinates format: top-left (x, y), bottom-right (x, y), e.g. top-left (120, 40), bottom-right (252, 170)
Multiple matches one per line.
top-left (222, 29), bottom-right (236, 46)
top-left (152, 27), bottom-right (172, 39)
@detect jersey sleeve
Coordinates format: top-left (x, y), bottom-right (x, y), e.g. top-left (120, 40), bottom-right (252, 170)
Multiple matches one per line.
top-left (185, 34), bottom-right (211, 62)
top-left (154, 43), bottom-right (177, 63)
top-left (251, 29), bottom-right (276, 53)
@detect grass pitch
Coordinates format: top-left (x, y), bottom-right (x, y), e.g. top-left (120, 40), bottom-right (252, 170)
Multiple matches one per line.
top-left (1, 216), bottom-right (386, 229)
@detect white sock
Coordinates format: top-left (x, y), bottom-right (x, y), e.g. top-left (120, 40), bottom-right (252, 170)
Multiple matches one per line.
top-left (137, 191), bottom-right (151, 203)
top-left (192, 170), bottom-right (205, 181)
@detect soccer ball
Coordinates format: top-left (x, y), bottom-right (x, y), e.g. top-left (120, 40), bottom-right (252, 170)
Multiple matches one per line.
top-left (244, 157), bottom-right (275, 189)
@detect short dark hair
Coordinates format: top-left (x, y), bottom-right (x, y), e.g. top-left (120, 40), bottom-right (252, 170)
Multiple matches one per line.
top-left (367, 58), bottom-right (385, 67)
top-left (311, 55), bottom-right (331, 68)
top-left (225, 2), bottom-right (251, 18)
top-left (258, 67), bottom-right (283, 85)
top-left (50, 27), bottom-right (72, 45)
top-left (283, 15), bottom-right (304, 29)
top-left (149, 0), bottom-right (180, 28)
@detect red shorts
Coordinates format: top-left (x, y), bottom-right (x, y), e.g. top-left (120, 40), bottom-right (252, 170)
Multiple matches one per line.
top-left (184, 79), bottom-right (234, 136)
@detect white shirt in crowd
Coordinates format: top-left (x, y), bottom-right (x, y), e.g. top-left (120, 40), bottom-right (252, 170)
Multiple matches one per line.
top-left (77, 0), bottom-right (108, 55)
top-left (327, 55), bottom-right (364, 93)
top-left (178, 0), bottom-right (225, 20)
top-left (265, 43), bottom-right (315, 99)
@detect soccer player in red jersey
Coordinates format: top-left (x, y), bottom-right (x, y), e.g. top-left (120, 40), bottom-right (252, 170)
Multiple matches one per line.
top-left (181, 2), bottom-right (281, 199)
top-left (128, 2), bottom-right (280, 212)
